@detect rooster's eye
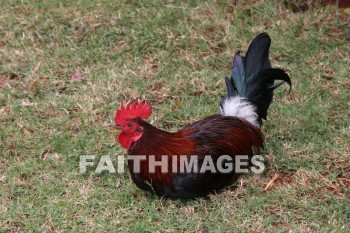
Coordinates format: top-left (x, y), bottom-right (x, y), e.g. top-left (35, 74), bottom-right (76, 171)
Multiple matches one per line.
top-left (127, 123), bottom-right (133, 128)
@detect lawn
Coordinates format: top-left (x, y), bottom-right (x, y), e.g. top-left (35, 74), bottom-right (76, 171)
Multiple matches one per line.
top-left (0, 0), bottom-right (349, 232)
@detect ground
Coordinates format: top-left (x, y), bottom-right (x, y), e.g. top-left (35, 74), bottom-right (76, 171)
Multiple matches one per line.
top-left (0, 0), bottom-right (349, 232)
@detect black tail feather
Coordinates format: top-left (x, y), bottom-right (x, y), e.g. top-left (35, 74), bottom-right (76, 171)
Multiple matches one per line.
top-left (244, 32), bottom-right (272, 80)
top-left (247, 68), bottom-right (291, 121)
top-left (223, 32), bottom-right (291, 124)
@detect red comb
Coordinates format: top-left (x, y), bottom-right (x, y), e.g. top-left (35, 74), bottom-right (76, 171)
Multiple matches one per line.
top-left (115, 99), bottom-right (152, 125)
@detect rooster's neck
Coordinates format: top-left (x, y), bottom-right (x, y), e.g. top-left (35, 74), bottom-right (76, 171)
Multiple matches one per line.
top-left (129, 119), bottom-right (195, 156)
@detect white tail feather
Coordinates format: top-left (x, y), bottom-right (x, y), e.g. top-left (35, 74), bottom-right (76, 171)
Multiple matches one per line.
top-left (220, 96), bottom-right (259, 128)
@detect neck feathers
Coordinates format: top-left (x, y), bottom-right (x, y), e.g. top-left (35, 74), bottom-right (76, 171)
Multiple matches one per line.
top-left (130, 120), bottom-right (196, 156)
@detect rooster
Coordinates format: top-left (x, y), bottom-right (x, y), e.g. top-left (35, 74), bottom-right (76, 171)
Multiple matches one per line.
top-left (113, 33), bottom-right (291, 198)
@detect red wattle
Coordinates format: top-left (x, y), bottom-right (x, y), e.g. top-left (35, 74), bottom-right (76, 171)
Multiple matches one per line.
top-left (118, 132), bottom-right (133, 149)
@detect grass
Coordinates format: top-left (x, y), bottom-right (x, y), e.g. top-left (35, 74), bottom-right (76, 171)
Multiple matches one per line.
top-left (0, 0), bottom-right (349, 232)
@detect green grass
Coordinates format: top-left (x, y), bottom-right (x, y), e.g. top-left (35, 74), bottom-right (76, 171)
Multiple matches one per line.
top-left (1, 0), bottom-right (349, 232)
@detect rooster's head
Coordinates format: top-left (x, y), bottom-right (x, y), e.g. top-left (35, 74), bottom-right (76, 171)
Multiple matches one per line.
top-left (114, 99), bottom-right (152, 149)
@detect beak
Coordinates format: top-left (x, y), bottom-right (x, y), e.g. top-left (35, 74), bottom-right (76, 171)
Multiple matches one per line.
top-left (109, 124), bottom-right (121, 130)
